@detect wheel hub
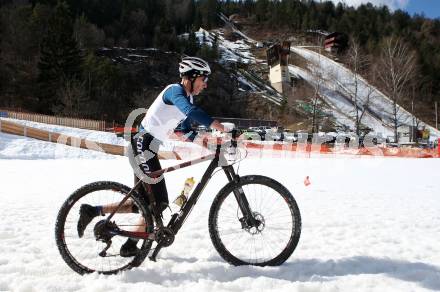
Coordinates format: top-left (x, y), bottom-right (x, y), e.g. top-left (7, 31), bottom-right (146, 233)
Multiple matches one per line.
top-left (240, 212), bottom-right (265, 235)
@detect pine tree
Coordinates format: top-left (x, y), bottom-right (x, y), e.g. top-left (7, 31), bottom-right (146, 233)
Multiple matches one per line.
top-left (183, 30), bottom-right (200, 56)
top-left (211, 33), bottom-right (219, 60)
top-left (153, 18), bottom-right (178, 51)
top-left (199, 0), bottom-right (219, 30)
top-left (37, 1), bottom-right (82, 114)
top-left (255, 0), bottom-right (268, 22)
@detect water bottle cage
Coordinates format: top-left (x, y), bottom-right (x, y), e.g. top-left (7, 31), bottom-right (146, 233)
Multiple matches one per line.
top-left (173, 194), bottom-right (187, 207)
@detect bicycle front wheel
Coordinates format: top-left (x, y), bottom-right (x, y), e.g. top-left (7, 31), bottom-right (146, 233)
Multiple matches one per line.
top-left (209, 175), bottom-right (301, 266)
top-left (55, 181), bottom-right (154, 275)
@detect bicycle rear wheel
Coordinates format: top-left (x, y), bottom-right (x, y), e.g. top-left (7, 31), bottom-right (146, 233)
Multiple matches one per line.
top-left (209, 175), bottom-right (301, 266)
top-left (55, 181), bottom-right (154, 275)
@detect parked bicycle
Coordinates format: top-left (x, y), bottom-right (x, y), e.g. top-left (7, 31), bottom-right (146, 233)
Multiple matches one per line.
top-left (55, 134), bottom-right (301, 275)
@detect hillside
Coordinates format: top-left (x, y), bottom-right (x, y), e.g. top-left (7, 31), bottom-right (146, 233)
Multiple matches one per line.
top-left (85, 28), bottom-right (306, 125)
top-left (1, 1), bottom-right (439, 143)
top-left (212, 15), bottom-right (440, 142)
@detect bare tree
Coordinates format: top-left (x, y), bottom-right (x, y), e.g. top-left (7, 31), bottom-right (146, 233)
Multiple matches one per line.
top-left (376, 37), bottom-right (417, 143)
top-left (308, 47), bottom-right (327, 134)
top-left (74, 15), bottom-right (105, 50)
top-left (54, 78), bottom-right (88, 117)
top-left (310, 64), bottom-right (325, 133)
top-left (345, 38), bottom-right (372, 136)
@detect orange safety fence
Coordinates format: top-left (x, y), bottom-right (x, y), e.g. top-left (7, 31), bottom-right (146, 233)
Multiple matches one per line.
top-left (242, 142), bottom-right (439, 158)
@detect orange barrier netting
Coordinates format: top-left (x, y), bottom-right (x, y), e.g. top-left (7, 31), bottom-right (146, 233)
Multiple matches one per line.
top-left (242, 142), bottom-right (439, 158)
top-left (172, 142), bottom-right (438, 160)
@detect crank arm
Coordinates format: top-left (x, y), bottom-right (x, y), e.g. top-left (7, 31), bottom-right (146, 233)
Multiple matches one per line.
top-left (149, 242), bottom-right (164, 262)
top-left (98, 240), bottom-right (112, 257)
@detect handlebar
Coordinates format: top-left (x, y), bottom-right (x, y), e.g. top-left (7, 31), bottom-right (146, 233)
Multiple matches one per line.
top-left (198, 129), bottom-right (241, 149)
top-left (191, 129), bottom-right (246, 164)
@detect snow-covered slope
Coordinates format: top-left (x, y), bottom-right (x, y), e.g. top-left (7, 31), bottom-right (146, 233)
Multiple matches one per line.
top-left (213, 15), bottom-right (439, 140)
top-left (290, 47), bottom-right (440, 140)
top-left (196, 18), bottom-right (285, 106)
top-left (195, 27), bottom-right (284, 106)
top-left (1, 122), bottom-right (440, 291)
top-left (289, 64), bottom-right (392, 135)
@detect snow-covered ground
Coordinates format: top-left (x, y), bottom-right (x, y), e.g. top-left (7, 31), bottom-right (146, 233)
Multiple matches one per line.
top-left (1, 121), bottom-right (440, 291)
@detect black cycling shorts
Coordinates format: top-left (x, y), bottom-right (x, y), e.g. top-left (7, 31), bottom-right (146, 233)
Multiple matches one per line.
top-left (132, 132), bottom-right (169, 208)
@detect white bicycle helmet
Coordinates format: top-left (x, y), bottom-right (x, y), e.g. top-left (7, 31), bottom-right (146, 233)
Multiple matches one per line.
top-left (179, 56), bottom-right (211, 78)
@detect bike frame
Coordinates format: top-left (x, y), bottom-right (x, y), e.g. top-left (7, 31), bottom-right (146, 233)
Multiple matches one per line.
top-left (104, 141), bottom-right (255, 261)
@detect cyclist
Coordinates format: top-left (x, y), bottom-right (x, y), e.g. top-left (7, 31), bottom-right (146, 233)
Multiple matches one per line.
top-left (76, 57), bottom-right (228, 257)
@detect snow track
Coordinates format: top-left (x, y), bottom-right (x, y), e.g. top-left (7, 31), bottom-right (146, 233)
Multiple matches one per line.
top-left (1, 121), bottom-right (440, 291)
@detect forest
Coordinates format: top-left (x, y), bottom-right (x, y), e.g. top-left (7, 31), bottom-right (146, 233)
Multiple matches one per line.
top-left (0, 0), bottom-right (438, 123)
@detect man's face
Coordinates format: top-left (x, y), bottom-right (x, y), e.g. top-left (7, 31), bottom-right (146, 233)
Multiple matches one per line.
top-left (192, 75), bottom-right (208, 95)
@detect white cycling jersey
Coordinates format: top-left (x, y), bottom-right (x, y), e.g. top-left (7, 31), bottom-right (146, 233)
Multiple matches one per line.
top-left (141, 84), bottom-right (193, 142)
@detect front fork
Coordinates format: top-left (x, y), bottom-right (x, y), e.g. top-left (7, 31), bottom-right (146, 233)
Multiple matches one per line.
top-left (223, 166), bottom-right (258, 229)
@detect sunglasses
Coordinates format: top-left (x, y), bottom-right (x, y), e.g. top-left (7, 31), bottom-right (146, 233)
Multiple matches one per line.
top-left (202, 76), bottom-right (209, 83)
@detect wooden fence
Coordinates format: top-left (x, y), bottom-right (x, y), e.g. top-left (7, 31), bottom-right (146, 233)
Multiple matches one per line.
top-left (0, 119), bottom-right (181, 160)
top-left (0, 109), bottom-right (106, 131)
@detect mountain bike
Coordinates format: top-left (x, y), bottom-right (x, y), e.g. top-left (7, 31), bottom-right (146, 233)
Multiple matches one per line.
top-left (55, 135), bottom-right (301, 275)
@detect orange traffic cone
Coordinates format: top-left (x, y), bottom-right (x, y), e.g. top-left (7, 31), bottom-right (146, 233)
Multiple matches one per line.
top-left (304, 176), bottom-right (311, 186)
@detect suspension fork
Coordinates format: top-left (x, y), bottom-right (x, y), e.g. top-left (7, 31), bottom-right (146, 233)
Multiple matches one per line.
top-left (223, 166), bottom-right (257, 227)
